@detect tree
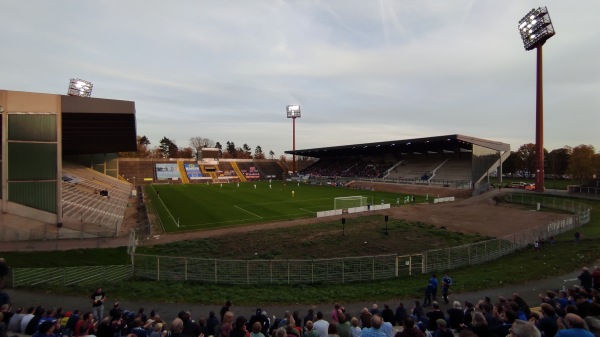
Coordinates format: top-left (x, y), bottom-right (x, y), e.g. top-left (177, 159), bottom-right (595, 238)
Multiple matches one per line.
top-left (179, 147), bottom-right (194, 159)
top-left (159, 137), bottom-right (178, 158)
top-left (515, 143), bottom-right (536, 178)
top-left (546, 147), bottom-right (571, 178)
top-left (568, 145), bottom-right (596, 182)
top-left (215, 142), bottom-right (223, 156)
top-left (225, 141), bottom-right (237, 158)
top-left (189, 137), bottom-right (216, 160)
top-left (242, 143), bottom-right (252, 158)
top-left (502, 151), bottom-right (519, 176)
top-left (254, 145), bottom-right (265, 159)
top-left (269, 150), bottom-right (275, 160)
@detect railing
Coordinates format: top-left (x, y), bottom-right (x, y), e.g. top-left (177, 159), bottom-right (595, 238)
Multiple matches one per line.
top-left (8, 194), bottom-right (592, 287)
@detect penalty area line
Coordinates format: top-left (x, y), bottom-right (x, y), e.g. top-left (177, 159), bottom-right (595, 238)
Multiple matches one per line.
top-left (234, 205), bottom-right (263, 219)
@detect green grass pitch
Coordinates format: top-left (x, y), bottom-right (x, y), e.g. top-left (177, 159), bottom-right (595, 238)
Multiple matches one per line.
top-left (145, 181), bottom-right (417, 232)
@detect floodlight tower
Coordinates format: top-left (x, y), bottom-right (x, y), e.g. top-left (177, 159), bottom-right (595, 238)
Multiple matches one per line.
top-left (67, 78), bottom-right (93, 97)
top-left (518, 7), bottom-right (555, 193)
top-left (286, 105), bottom-right (301, 175)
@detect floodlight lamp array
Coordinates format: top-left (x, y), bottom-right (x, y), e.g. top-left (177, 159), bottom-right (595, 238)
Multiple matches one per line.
top-left (68, 78), bottom-right (93, 97)
top-left (518, 7), bottom-right (555, 51)
top-left (286, 105), bottom-right (301, 118)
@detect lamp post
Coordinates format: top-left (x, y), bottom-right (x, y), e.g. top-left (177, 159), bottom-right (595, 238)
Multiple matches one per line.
top-left (518, 7), bottom-right (555, 193)
top-left (286, 105), bottom-right (301, 175)
top-left (67, 78), bottom-right (93, 97)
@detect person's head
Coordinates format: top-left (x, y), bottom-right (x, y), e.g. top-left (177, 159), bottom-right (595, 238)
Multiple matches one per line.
top-left (235, 316), bottom-right (247, 331)
top-left (503, 310), bottom-right (518, 324)
top-left (305, 321), bottom-right (314, 331)
top-left (338, 312), bottom-right (347, 324)
top-left (253, 322), bottom-right (262, 333)
top-left (38, 320), bottom-right (57, 335)
top-left (225, 300), bottom-right (232, 307)
top-left (316, 311), bottom-right (324, 320)
top-left (540, 304), bottom-right (555, 317)
top-left (432, 302), bottom-right (439, 310)
top-left (154, 323), bottom-right (163, 332)
top-left (334, 304), bottom-right (340, 310)
top-left (209, 311), bottom-right (216, 318)
top-left (371, 314), bottom-right (383, 329)
top-left (453, 301), bottom-right (462, 309)
top-left (436, 319), bottom-right (447, 330)
top-left (471, 312), bottom-right (488, 327)
top-left (223, 311), bottom-right (234, 324)
top-left (403, 317), bottom-right (415, 329)
top-left (350, 318), bottom-right (359, 328)
top-left (372, 304), bottom-right (378, 310)
top-left (170, 318), bottom-right (184, 334)
top-left (327, 324), bottom-right (338, 335)
top-left (276, 327), bottom-right (287, 337)
top-left (96, 287), bottom-right (102, 293)
top-left (398, 303), bottom-right (404, 308)
top-left (564, 313), bottom-right (586, 329)
top-left (83, 312), bottom-right (94, 322)
top-left (510, 320), bottom-right (541, 337)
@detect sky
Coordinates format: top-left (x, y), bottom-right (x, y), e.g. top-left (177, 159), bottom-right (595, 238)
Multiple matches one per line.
top-left (1, 1), bottom-right (599, 158)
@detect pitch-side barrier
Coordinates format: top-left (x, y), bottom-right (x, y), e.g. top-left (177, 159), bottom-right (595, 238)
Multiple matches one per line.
top-left (316, 204), bottom-right (391, 218)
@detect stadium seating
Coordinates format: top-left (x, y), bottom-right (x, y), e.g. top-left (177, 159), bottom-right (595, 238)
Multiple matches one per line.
top-left (253, 160), bottom-right (285, 180)
top-left (430, 156), bottom-right (473, 182)
top-left (61, 162), bottom-right (132, 234)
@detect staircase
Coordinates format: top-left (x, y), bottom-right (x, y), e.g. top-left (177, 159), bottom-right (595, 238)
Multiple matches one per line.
top-left (231, 162), bottom-right (248, 182)
top-left (177, 161), bottom-right (190, 184)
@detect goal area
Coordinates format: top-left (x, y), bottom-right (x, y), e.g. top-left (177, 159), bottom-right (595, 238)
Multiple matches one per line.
top-left (334, 196), bottom-right (368, 210)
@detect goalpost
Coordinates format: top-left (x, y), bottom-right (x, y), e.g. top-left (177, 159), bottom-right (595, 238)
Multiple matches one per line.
top-left (334, 196), bottom-right (369, 211)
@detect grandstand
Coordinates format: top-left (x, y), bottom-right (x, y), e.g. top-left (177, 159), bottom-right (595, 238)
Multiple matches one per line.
top-left (289, 134), bottom-right (510, 192)
top-left (0, 89), bottom-right (136, 241)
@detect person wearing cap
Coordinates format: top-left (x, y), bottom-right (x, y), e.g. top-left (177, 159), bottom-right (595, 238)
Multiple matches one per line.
top-left (578, 268), bottom-right (593, 293)
top-left (434, 319), bottom-right (453, 337)
top-left (250, 308), bottom-right (270, 335)
top-left (32, 320), bottom-right (59, 337)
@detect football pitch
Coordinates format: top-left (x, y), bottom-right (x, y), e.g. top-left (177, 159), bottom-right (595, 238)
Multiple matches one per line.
top-left (145, 181), bottom-right (418, 232)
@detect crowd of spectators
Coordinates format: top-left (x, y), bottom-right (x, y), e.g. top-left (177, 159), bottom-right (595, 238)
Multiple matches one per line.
top-left (2, 266), bottom-right (600, 337)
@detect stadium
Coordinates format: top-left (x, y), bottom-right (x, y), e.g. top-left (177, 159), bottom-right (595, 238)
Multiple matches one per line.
top-left (0, 88), bottom-right (515, 240)
top-left (0, 88), bottom-right (592, 288)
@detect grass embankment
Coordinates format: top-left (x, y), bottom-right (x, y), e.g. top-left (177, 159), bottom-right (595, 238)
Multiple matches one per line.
top-left (8, 197), bottom-right (600, 305)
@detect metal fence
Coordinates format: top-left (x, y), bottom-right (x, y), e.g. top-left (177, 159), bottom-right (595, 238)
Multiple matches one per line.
top-left (130, 194), bottom-right (591, 285)
top-left (9, 194), bottom-right (591, 287)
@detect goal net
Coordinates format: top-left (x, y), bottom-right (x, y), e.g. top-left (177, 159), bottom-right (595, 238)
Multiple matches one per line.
top-left (334, 196), bottom-right (368, 210)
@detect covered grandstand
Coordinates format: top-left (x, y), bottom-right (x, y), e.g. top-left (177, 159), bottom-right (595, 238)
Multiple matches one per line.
top-left (0, 89), bottom-right (136, 241)
top-left (286, 134), bottom-right (510, 191)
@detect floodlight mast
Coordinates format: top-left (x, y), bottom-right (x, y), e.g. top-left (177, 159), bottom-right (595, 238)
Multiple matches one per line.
top-left (67, 78), bottom-right (93, 97)
top-left (518, 7), bottom-right (555, 193)
top-left (286, 105), bottom-right (301, 175)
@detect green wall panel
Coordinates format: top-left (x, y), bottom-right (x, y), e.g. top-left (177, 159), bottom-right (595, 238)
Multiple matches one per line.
top-left (8, 181), bottom-right (57, 213)
top-left (8, 114), bottom-right (57, 142)
top-left (8, 143), bottom-right (57, 180)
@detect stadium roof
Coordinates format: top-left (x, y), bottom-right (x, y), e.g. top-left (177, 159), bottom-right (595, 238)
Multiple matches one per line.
top-left (285, 134), bottom-right (510, 158)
